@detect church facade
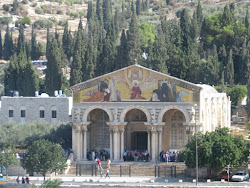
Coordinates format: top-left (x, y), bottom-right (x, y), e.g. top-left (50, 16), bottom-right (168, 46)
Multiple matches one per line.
top-left (70, 64), bottom-right (231, 162)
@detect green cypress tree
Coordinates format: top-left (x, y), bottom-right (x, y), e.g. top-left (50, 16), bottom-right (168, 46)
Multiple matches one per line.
top-left (151, 25), bottom-right (168, 74)
top-left (16, 46), bottom-right (27, 96)
top-left (83, 35), bottom-right (95, 81)
top-left (247, 62), bottom-right (250, 118)
top-left (116, 29), bottom-right (129, 69)
top-left (45, 37), bottom-right (63, 96)
top-left (87, 1), bottom-right (93, 22)
top-left (127, 9), bottom-right (141, 65)
top-left (3, 25), bottom-right (14, 60)
top-left (0, 29), bottom-right (2, 59)
top-left (103, 0), bottom-right (112, 31)
top-left (23, 57), bottom-right (39, 96)
top-left (4, 54), bottom-right (18, 95)
top-left (180, 8), bottom-right (191, 53)
top-left (31, 25), bottom-right (40, 60)
top-left (245, 8), bottom-right (249, 28)
top-left (70, 49), bottom-right (82, 86)
top-left (17, 24), bottom-right (25, 55)
top-left (225, 49), bottom-right (234, 85)
top-left (62, 21), bottom-right (72, 60)
top-left (196, 0), bottom-right (203, 28)
top-left (136, 0), bottom-right (141, 16)
top-left (221, 71), bottom-right (225, 92)
top-left (222, 5), bottom-right (233, 26)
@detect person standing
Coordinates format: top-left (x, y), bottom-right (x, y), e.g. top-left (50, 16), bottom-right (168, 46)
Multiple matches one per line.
top-left (22, 176), bottom-right (25, 184)
top-left (100, 167), bottom-right (104, 178)
top-left (25, 176), bottom-right (29, 184)
top-left (105, 168), bottom-right (110, 178)
top-left (16, 176), bottom-right (20, 184)
top-left (107, 159), bottom-right (111, 169)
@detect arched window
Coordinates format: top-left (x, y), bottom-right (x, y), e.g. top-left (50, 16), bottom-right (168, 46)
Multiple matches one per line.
top-left (171, 111), bottom-right (185, 148)
top-left (39, 106), bottom-right (45, 118)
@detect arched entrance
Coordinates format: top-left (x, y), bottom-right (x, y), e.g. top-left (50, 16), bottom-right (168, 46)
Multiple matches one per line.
top-left (87, 109), bottom-right (110, 157)
top-left (124, 109), bottom-right (148, 152)
top-left (162, 110), bottom-right (186, 152)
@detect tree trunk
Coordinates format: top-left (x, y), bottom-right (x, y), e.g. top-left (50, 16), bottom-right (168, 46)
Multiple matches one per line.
top-left (43, 174), bottom-right (45, 181)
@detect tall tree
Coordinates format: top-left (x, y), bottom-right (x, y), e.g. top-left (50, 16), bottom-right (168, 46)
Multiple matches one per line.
top-left (31, 25), bottom-right (39, 60)
top-left (151, 25), bottom-right (168, 74)
top-left (3, 25), bottom-right (14, 60)
top-left (103, 0), bottom-right (112, 31)
top-left (222, 5), bottom-right (233, 26)
top-left (196, 0), bottom-right (203, 28)
top-left (4, 54), bottom-right (18, 95)
top-left (245, 8), bottom-right (249, 29)
top-left (70, 49), bottom-right (82, 86)
top-left (16, 24), bottom-right (25, 55)
top-left (45, 37), bottom-right (63, 96)
top-left (0, 29), bottom-right (2, 59)
top-left (127, 9), bottom-right (141, 65)
top-left (62, 21), bottom-right (72, 60)
top-left (116, 29), bottom-right (129, 69)
top-left (225, 49), bottom-right (234, 85)
top-left (136, 0), bottom-right (141, 16)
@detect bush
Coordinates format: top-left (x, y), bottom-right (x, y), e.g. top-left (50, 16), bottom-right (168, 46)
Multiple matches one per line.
top-left (41, 5), bottom-right (52, 14)
top-left (35, 7), bottom-right (44, 14)
top-left (2, 4), bottom-right (11, 12)
top-left (56, 9), bottom-right (64, 15)
top-left (58, 19), bottom-right (67, 26)
top-left (0, 17), bottom-right (12, 25)
top-left (21, 16), bottom-right (31, 25)
top-left (33, 19), bottom-right (53, 28)
top-left (21, 0), bottom-right (28, 4)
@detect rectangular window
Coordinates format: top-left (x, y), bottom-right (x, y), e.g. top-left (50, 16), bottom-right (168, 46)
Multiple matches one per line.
top-left (40, 110), bottom-right (45, 118)
top-left (21, 110), bottom-right (25, 118)
top-left (52, 110), bottom-right (57, 118)
top-left (178, 130), bottom-right (183, 147)
top-left (9, 110), bottom-right (13, 117)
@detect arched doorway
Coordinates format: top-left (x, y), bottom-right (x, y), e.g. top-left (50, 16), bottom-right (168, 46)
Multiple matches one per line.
top-left (162, 110), bottom-right (186, 151)
top-left (124, 109), bottom-right (148, 151)
top-left (87, 109), bottom-right (110, 153)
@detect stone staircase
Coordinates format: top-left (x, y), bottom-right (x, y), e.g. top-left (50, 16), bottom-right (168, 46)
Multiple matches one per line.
top-left (67, 161), bottom-right (187, 177)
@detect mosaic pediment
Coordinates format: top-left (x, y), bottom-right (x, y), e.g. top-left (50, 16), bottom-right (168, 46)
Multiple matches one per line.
top-left (71, 65), bottom-right (201, 103)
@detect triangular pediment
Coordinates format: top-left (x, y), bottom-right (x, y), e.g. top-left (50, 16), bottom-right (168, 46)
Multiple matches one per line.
top-left (71, 64), bottom-right (201, 103)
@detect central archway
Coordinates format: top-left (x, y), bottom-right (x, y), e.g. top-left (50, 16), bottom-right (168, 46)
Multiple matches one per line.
top-left (87, 109), bottom-right (110, 160)
top-left (124, 109), bottom-right (148, 161)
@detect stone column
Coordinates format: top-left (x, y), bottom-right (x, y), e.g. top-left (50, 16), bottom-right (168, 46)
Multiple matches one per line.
top-left (158, 127), bottom-right (163, 156)
top-left (109, 129), bottom-right (113, 160)
top-left (113, 127), bottom-right (119, 161)
top-left (76, 126), bottom-right (81, 161)
top-left (72, 124), bottom-right (77, 160)
top-left (117, 130), bottom-right (121, 160)
top-left (83, 126), bottom-right (88, 160)
top-left (120, 128), bottom-right (124, 161)
top-left (147, 130), bottom-right (151, 157)
top-left (151, 127), bottom-right (157, 162)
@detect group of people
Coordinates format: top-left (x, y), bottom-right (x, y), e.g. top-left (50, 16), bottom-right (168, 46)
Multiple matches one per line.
top-left (123, 150), bottom-right (150, 162)
top-left (159, 151), bottom-right (183, 163)
top-left (95, 158), bottom-right (111, 178)
top-left (16, 176), bottom-right (29, 184)
top-left (88, 149), bottom-right (110, 161)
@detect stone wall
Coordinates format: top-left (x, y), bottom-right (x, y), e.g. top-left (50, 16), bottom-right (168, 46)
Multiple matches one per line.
top-left (0, 96), bottom-right (72, 124)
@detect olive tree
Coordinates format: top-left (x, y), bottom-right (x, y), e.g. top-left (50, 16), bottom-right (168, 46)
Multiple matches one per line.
top-left (183, 128), bottom-right (249, 178)
top-left (21, 139), bottom-right (67, 181)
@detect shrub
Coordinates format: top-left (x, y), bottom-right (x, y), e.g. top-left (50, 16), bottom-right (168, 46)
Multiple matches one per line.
top-left (33, 19), bottom-right (53, 28)
top-left (58, 19), bottom-right (67, 26)
top-left (21, 0), bottom-right (28, 4)
top-left (41, 5), bottom-right (52, 14)
top-left (0, 17), bottom-right (12, 25)
top-left (31, 2), bottom-right (37, 7)
top-left (21, 16), bottom-right (31, 25)
top-left (2, 4), bottom-right (11, 12)
top-left (35, 7), bottom-right (44, 14)
top-left (56, 9), bottom-right (64, 15)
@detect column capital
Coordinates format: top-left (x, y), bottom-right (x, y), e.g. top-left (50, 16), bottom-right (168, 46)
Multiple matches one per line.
top-left (107, 122), bottom-right (127, 131)
top-left (72, 122), bottom-right (90, 132)
top-left (144, 122), bottom-right (165, 131)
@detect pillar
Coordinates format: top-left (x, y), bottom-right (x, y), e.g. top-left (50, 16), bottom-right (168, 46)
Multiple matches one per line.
top-left (113, 128), bottom-right (119, 161)
top-left (120, 129), bottom-right (124, 161)
top-left (117, 130), bottom-right (121, 160)
top-left (147, 130), bottom-right (151, 157)
top-left (158, 128), bottom-right (162, 156)
top-left (151, 128), bottom-right (156, 162)
top-left (76, 126), bottom-right (81, 161)
top-left (83, 126), bottom-right (88, 160)
top-left (110, 129), bottom-right (113, 160)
